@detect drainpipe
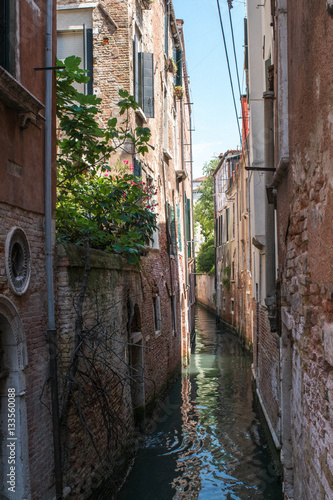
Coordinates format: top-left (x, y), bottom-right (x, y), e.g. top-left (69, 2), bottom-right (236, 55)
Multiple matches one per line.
top-left (180, 97), bottom-right (188, 288)
top-left (45, 0), bottom-right (63, 498)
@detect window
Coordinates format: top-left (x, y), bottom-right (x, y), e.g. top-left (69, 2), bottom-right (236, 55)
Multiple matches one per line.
top-left (163, 86), bottom-right (168, 150)
top-left (134, 33), bottom-right (154, 117)
top-left (231, 261), bottom-right (235, 281)
top-left (167, 202), bottom-right (177, 255)
top-left (134, 158), bottom-right (142, 179)
top-left (0, 0), bottom-right (15, 75)
top-left (164, 1), bottom-right (169, 56)
top-left (153, 295), bottom-right (161, 333)
top-left (57, 8), bottom-right (93, 94)
top-left (175, 49), bottom-right (182, 87)
top-left (231, 299), bottom-right (235, 315)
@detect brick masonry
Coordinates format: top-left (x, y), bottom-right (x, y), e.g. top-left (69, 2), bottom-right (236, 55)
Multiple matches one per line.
top-left (55, 243), bottom-right (181, 498)
top-left (274, 3), bottom-right (333, 498)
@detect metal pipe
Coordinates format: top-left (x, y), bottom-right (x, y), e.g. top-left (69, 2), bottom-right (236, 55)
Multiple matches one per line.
top-left (45, 0), bottom-right (63, 497)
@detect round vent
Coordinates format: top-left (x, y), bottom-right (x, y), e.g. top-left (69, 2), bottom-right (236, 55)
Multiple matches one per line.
top-left (5, 227), bottom-right (31, 296)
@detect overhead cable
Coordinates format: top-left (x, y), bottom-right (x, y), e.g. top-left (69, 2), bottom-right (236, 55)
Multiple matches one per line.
top-left (216, 0), bottom-right (242, 146)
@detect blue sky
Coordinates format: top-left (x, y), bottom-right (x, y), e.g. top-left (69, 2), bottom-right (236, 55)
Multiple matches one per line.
top-left (172, 0), bottom-right (246, 179)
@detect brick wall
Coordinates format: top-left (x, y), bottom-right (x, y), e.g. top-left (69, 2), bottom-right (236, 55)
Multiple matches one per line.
top-left (274, 3), bottom-right (333, 498)
top-left (55, 243), bottom-right (181, 498)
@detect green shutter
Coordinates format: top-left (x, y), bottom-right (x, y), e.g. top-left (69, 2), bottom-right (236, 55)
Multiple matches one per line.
top-left (133, 35), bottom-right (139, 103)
top-left (86, 28), bottom-right (93, 95)
top-left (134, 158), bottom-right (142, 179)
top-left (177, 204), bottom-right (182, 251)
top-left (244, 18), bottom-right (248, 71)
top-left (176, 49), bottom-right (182, 88)
top-left (186, 198), bottom-right (191, 258)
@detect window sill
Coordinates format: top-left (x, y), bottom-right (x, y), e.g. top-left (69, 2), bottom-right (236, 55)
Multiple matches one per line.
top-left (155, 330), bottom-right (161, 338)
top-left (135, 107), bottom-right (148, 123)
top-left (175, 169), bottom-right (187, 180)
top-left (163, 149), bottom-right (173, 160)
top-left (146, 246), bottom-right (160, 252)
top-left (0, 67), bottom-right (44, 129)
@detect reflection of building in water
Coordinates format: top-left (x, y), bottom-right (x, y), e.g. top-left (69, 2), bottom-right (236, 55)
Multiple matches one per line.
top-left (171, 374), bottom-right (202, 498)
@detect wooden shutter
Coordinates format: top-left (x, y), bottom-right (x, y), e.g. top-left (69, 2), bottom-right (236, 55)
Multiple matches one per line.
top-left (140, 52), bottom-right (154, 118)
top-left (176, 49), bottom-right (182, 87)
top-left (164, 12), bottom-right (168, 56)
top-left (133, 34), bottom-right (139, 103)
top-left (177, 204), bottom-right (182, 251)
top-left (186, 198), bottom-right (191, 257)
top-left (86, 28), bottom-right (93, 95)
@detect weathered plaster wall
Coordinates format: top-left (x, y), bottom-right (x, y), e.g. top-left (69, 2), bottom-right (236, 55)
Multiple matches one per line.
top-left (196, 274), bottom-right (216, 313)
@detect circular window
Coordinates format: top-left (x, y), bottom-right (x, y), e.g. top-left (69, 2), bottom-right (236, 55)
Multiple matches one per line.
top-left (5, 227), bottom-right (31, 296)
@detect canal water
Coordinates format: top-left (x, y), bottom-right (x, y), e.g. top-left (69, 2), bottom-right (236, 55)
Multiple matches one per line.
top-left (117, 304), bottom-right (282, 500)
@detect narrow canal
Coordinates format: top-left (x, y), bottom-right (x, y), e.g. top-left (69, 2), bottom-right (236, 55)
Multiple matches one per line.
top-left (117, 304), bottom-right (282, 499)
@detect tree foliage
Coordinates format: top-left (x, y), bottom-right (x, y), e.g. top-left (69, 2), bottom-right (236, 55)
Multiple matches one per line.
top-left (196, 237), bottom-right (215, 274)
top-left (56, 56), bottom-right (156, 266)
top-left (193, 158), bottom-right (218, 242)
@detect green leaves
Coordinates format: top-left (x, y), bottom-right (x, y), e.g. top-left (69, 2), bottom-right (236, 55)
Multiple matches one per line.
top-left (196, 237), bottom-right (215, 274)
top-left (56, 57), bottom-right (157, 267)
top-left (193, 159), bottom-right (218, 242)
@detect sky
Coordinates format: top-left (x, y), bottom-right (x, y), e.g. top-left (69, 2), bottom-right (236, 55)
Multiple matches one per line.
top-left (172, 0), bottom-right (247, 179)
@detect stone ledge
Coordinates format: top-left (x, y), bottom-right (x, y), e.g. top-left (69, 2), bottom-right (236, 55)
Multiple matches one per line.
top-left (0, 67), bottom-right (44, 128)
top-left (56, 243), bottom-right (139, 273)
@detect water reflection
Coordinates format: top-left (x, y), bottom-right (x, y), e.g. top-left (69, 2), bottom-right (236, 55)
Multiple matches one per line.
top-left (117, 305), bottom-right (282, 500)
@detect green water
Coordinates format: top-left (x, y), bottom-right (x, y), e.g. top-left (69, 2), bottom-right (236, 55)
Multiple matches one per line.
top-left (117, 304), bottom-right (283, 500)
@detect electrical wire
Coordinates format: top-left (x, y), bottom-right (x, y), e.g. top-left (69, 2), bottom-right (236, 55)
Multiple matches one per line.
top-left (228, 4), bottom-right (242, 98)
top-left (216, 0), bottom-right (242, 146)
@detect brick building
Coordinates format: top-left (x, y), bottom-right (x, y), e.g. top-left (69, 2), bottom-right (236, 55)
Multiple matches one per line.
top-left (0, 1), bottom-right (57, 499)
top-left (271, 2), bottom-right (333, 498)
top-left (56, 0), bottom-right (194, 364)
top-left (213, 145), bottom-right (253, 347)
top-left (55, 0), bottom-right (194, 496)
top-left (244, 1), bottom-right (333, 498)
